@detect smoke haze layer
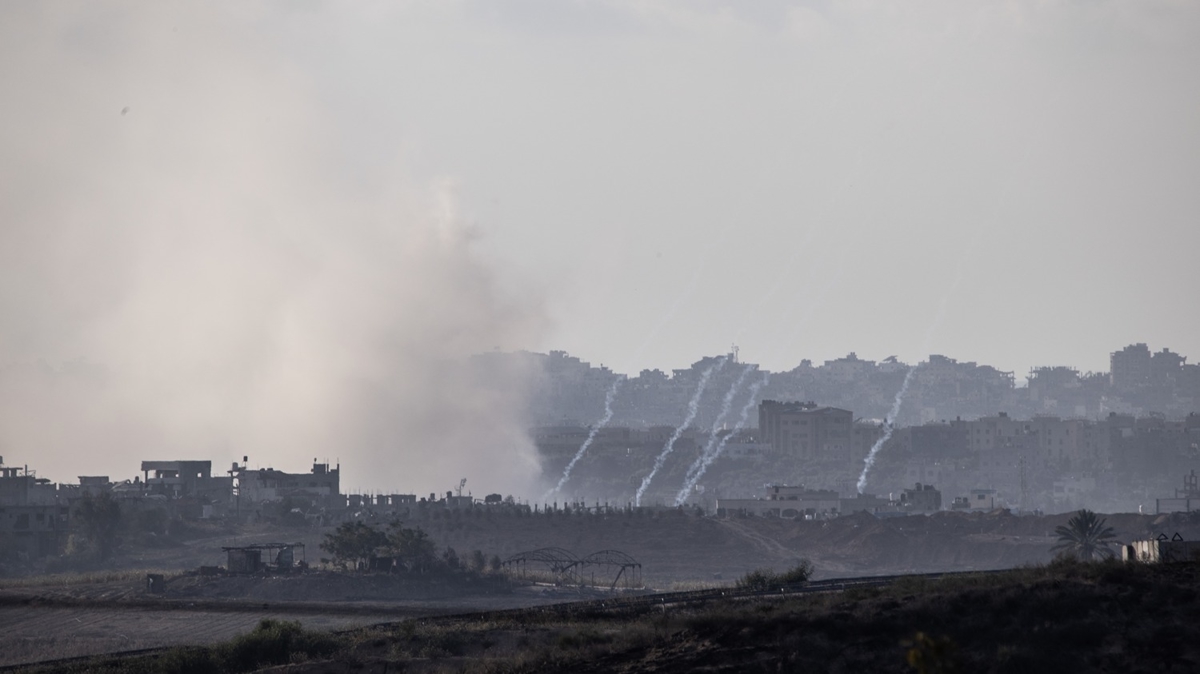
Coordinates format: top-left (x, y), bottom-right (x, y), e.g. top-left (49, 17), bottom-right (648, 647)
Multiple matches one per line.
top-left (0, 4), bottom-right (547, 495)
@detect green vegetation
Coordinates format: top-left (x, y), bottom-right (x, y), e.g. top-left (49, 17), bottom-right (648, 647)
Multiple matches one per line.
top-left (140, 619), bottom-right (339, 674)
top-left (735, 559), bottom-right (814, 590)
top-left (1052, 509), bottom-right (1118, 561)
top-left (73, 492), bottom-right (122, 560)
top-left (388, 523), bottom-right (439, 573)
top-left (0, 568), bottom-right (174, 590)
top-left (318, 520), bottom-right (496, 577)
top-left (318, 521), bottom-right (388, 570)
top-left (905, 631), bottom-right (959, 674)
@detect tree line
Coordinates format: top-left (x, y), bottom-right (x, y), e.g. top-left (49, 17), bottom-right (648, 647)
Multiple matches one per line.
top-left (318, 520), bottom-right (502, 574)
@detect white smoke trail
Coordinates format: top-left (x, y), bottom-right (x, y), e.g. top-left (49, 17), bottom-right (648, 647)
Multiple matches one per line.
top-left (848, 143), bottom-right (1029, 498)
top-left (544, 375), bottom-right (624, 500)
top-left (675, 370), bottom-right (769, 505)
top-left (855, 365), bottom-right (917, 494)
top-left (634, 355), bottom-right (727, 506)
top-left (675, 363), bottom-right (756, 496)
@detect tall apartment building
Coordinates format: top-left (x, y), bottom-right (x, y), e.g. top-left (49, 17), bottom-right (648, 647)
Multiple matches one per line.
top-left (1111, 343), bottom-right (1152, 388)
top-left (758, 401), bottom-right (853, 463)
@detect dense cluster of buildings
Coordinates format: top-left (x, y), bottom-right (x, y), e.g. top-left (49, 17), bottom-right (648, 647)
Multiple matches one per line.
top-left (0, 454), bottom-right (524, 561)
top-left (534, 399), bottom-right (1200, 516)
top-left (499, 343), bottom-right (1199, 431)
top-left (522, 342), bottom-right (1198, 514)
top-left (4, 342), bottom-right (1196, 560)
top-left (0, 457), bottom-right (351, 559)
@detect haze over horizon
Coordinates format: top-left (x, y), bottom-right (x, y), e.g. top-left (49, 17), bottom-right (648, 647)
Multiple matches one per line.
top-left (2, 1), bottom-right (1197, 494)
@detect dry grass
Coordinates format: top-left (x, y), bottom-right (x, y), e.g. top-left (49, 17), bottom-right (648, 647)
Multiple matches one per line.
top-left (0, 568), bottom-right (178, 590)
top-left (12, 560), bottom-right (1200, 673)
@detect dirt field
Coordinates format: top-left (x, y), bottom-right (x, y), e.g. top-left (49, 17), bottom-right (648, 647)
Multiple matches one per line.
top-left (22, 508), bottom-right (1197, 590)
top-left (5, 508), bottom-right (1195, 667)
top-left (0, 574), bottom-right (579, 668)
top-left (29, 560), bottom-right (1200, 674)
top-left (0, 604), bottom-right (388, 667)
top-left (398, 508), bottom-right (1200, 583)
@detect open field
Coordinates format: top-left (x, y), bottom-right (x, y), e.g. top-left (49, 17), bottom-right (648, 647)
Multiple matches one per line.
top-left (0, 575), bottom-right (586, 667)
top-left (13, 509), bottom-right (1198, 587)
top-left (0, 604), bottom-right (387, 668)
top-left (383, 507), bottom-right (1200, 582)
top-left (10, 559), bottom-right (1200, 673)
top-left (4, 509), bottom-right (1199, 668)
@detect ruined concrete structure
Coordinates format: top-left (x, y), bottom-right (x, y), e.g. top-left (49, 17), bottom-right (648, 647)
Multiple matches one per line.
top-left (0, 459), bottom-right (68, 557)
top-left (141, 460), bottom-right (233, 501)
top-left (231, 460), bottom-right (340, 506)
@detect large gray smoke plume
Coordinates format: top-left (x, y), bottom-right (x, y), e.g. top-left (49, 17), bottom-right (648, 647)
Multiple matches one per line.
top-left (0, 4), bottom-right (546, 495)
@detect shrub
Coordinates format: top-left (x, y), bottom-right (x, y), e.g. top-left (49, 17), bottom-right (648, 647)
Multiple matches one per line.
top-left (220, 619), bottom-right (340, 671)
top-left (778, 560), bottom-right (815, 584)
top-left (737, 560), bottom-right (814, 591)
top-left (737, 569), bottom-right (780, 591)
top-left (156, 646), bottom-right (220, 674)
top-left (74, 492), bottom-right (121, 559)
top-left (320, 521), bottom-right (388, 570)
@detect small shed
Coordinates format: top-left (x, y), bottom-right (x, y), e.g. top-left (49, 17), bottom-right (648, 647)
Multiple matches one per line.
top-left (222, 542), bottom-right (305, 574)
top-left (226, 548), bottom-right (262, 574)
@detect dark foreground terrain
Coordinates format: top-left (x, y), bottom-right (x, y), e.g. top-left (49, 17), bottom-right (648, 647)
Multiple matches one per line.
top-left (14, 559), bottom-right (1200, 674)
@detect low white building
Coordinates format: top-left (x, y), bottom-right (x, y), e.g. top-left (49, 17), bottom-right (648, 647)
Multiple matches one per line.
top-left (1123, 534), bottom-right (1200, 563)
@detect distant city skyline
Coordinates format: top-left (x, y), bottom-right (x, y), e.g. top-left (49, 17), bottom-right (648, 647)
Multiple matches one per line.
top-left (522, 341), bottom-right (1193, 385)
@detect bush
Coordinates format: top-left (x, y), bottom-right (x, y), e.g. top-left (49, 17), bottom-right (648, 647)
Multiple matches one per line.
top-left (737, 561), bottom-right (814, 591)
top-left (320, 521), bottom-right (388, 570)
top-left (144, 620), bottom-right (340, 673)
top-left (156, 646), bottom-right (220, 674)
top-left (737, 569), bottom-right (780, 591)
top-left (221, 619), bottom-right (339, 671)
top-left (778, 560), bottom-right (815, 584)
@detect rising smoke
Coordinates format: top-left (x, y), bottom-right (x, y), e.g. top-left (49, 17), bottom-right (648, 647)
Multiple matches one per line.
top-left (545, 375), bottom-right (624, 500)
top-left (634, 355), bottom-right (727, 506)
top-left (673, 363), bottom-right (756, 504)
top-left (674, 367), bottom-right (766, 505)
top-left (856, 366), bottom-right (917, 494)
top-left (0, 5), bottom-right (547, 496)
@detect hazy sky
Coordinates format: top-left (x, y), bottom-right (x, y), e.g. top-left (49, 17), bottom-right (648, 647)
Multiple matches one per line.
top-left (275, 0), bottom-right (1200, 377)
top-left (2, 1), bottom-right (1198, 491)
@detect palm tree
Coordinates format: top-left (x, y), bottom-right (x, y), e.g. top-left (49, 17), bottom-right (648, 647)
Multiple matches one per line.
top-left (1052, 509), bottom-right (1117, 561)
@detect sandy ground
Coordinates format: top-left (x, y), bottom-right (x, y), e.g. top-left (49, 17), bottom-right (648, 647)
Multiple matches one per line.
top-left (0, 604), bottom-right (388, 667)
top-left (0, 579), bottom-right (592, 667)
